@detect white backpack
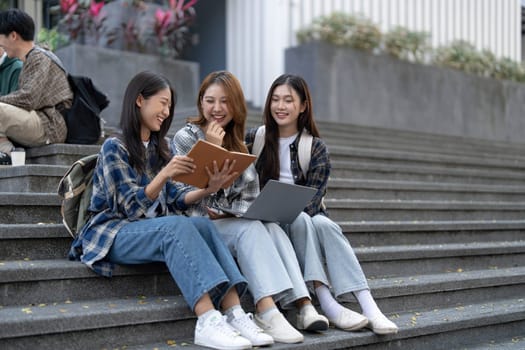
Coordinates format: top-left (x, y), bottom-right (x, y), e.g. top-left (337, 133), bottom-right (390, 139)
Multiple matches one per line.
top-left (251, 126), bottom-right (326, 211)
top-left (252, 126), bottom-right (313, 173)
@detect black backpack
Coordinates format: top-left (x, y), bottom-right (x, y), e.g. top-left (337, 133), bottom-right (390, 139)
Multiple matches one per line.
top-left (38, 47), bottom-right (109, 144)
top-left (64, 75), bottom-right (109, 144)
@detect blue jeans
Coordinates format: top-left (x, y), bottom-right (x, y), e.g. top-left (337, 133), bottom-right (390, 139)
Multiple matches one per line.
top-left (286, 212), bottom-right (369, 298)
top-left (108, 216), bottom-right (247, 311)
top-left (212, 218), bottom-right (310, 308)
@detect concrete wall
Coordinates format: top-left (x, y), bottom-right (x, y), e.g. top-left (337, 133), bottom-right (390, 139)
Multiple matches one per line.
top-left (56, 44), bottom-right (199, 132)
top-left (285, 42), bottom-right (525, 143)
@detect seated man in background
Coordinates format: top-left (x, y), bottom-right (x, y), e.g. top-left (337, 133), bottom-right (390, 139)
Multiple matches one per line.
top-left (0, 8), bottom-right (72, 165)
top-left (0, 46), bottom-right (22, 95)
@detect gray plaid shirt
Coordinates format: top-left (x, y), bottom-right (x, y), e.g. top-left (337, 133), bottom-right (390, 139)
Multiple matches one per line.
top-left (171, 123), bottom-right (259, 217)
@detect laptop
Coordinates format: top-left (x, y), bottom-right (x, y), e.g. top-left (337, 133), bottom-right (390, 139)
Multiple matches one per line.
top-left (218, 180), bottom-right (316, 224)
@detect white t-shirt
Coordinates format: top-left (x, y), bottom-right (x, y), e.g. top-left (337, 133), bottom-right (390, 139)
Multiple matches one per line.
top-left (279, 133), bottom-right (298, 184)
top-left (0, 53), bottom-right (6, 66)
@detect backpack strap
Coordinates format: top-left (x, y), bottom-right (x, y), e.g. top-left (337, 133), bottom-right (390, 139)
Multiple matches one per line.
top-left (253, 125), bottom-right (313, 174)
top-left (35, 46), bottom-right (67, 73)
top-left (297, 130), bottom-right (313, 174)
top-left (252, 125), bottom-right (266, 160)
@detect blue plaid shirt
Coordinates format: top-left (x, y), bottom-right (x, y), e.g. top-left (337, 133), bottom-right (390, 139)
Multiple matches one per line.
top-left (68, 137), bottom-right (189, 277)
top-left (245, 127), bottom-right (331, 216)
top-left (171, 123), bottom-right (259, 216)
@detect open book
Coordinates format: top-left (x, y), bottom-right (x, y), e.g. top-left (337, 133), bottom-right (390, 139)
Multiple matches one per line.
top-left (173, 139), bottom-right (256, 188)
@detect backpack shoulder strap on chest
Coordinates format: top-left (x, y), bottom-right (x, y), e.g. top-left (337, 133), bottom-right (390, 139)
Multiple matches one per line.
top-left (297, 130), bottom-right (313, 174)
top-left (253, 125), bottom-right (313, 174)
top-left (252, 125), bottom-right (266, 160)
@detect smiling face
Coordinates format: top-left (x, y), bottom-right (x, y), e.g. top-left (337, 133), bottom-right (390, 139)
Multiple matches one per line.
top-left (136, 87), bottom-right (172, 141)
top-left (270, 84), bottom-right (306, 137)
top-left (200, 83), bottom-right (233, 129)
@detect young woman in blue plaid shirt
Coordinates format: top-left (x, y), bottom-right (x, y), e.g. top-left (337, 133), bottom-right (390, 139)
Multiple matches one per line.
top-left (69, 71), bottom-right (270, 350)
top-left (171, 71), bottom-right (330, 344)
top-left (246, 74), bottom-right (398, 335)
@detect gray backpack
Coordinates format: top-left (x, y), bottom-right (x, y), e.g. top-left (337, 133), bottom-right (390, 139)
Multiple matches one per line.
top-left (57, 154), bottom-right (98, 237)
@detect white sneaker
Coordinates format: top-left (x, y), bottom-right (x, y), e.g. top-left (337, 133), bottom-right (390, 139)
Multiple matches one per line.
top-left (367, 313), bottom-right (399, 335)
top-left (254, 311), bottom-right (304, 344)
top-left (228, 309), bottom-right (274, 347)
top-left (194, 310), bottom-right (252, 350)
top-left (328, 308), bottom-right (368, 331)
top-left (296, 304), bottom-right (329, 332)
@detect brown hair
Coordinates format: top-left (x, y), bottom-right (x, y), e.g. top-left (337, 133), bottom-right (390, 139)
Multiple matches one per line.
top-left (188, 70), bottom-right (248, 153)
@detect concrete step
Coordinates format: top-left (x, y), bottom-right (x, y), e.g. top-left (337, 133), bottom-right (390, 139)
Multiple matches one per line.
top-left (2, 220), bottom-right (524, 261)
top-left (129, 302), bottom-right (525, 350)
top-left (0, 259), bottom-right (177, 306)
top-left (0, 164), bottom-right (67, 193)
top-left (248, 113), bottom-right (525, 155)
top-left (325, 199), bottom-right (525, 221)
top-left (5, 164), bottom-right (525, 198)
top-left (356, 241), bottom-right (525, 279)
top-left (26, 143), bottom-right (100, 166)
top-left (1, 292), bottom-right (523, 350)
top-left (0, 295), bottom-right (195, 350)
top-left (328, 145), bottom-right (525, 172)
top-left (4, 192), bottom-right (525, 224)
top-left (327, 179), bottom-right (525, 201)
top-left (311, 118), bottom-right (525, 154)
top-left (340, 220), bottom-right (525, 246)
top-left (2, 251), bottom-right (524, 314)
top-left (460, 336), bottom-right (525, 350)
top-left (323, 132), bottom-right (525, 161)
top-left (331, 160), bottom-right (525, 185)
top-left (0, 193), bottom-right (61, 224)
top-left (0, 224), bottom-right (70, 260)
top-left (367, 267), bottom-right (525, 314)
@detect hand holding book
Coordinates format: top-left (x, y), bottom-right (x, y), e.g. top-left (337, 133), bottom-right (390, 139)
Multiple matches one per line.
top-left (172, 139), bottom-right (256, 189)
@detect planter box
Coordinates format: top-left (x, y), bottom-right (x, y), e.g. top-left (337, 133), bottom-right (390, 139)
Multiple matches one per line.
top-left (285, 41), bottom-right (525, 143)
top-left (56, 44), bottom-right (199, 133)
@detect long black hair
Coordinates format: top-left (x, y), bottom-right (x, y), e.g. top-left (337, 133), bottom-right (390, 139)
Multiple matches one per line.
top-left (259, 74), bottom-right (320, 185)
top-left (119, 71), bottom-right (176, 174)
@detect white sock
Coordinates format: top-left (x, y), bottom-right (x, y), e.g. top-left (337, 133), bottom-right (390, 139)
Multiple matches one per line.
top-left (257, 305), bottom-right (280, 323)
top-left (354, 289), bottom-right (381, 319)
top-left (198, 308), bottom-right (218, 325)
top-left (315, 284), bottom-right (344, 320)
top-left (224, 304), bottom-right (245, 322)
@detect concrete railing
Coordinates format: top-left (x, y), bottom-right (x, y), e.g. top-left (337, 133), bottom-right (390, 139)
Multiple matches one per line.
top-left (285, 41), bottom-right (525, 143)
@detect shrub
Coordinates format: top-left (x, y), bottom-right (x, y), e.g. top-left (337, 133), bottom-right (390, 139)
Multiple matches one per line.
top-left (384, 26), bottom-right (430, 63)
top-left (297, 11), bottom-right (525, 84)
top-left (55, 0), bottom-right (198, 58)
top-left (297, 12), bottom-right (381, 53)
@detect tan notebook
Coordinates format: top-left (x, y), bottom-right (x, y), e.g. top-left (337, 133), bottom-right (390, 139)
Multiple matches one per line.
top-left (173, 139), bottom-right (256, 189)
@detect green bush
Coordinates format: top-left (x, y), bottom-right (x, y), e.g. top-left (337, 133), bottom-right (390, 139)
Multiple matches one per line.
top-left (296, 11), bottom-right (525, 84)
top-left (37, 27), bottom-right (69, 51)
top-left (384, 26), bottom-right (429, 63)
top-left (297, 12), bottom-right (381, 53)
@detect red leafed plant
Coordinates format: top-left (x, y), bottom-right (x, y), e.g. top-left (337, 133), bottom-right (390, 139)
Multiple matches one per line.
top-left (57, 0), bottom-right (198, 58)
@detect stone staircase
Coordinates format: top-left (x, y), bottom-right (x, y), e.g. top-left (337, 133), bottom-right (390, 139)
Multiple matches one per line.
top-left (1, 120), bottom-right (524, 350)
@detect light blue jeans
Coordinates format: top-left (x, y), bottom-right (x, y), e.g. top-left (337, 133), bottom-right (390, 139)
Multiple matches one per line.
top-left (286, 212), bottom-right (369, 298)
top-left (107, 216), bottom-right (247, 311)
top-left (213, 218), bottom-right (310, 308)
